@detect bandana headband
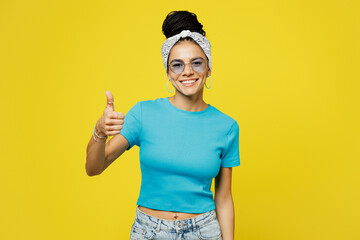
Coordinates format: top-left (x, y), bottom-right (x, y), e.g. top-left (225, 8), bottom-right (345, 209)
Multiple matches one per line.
top-left (161, 30), bottom-right (212, 73)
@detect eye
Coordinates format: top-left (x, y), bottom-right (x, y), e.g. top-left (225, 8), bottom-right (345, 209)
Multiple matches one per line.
top-left (171, 63), bottom-right (183, 68)
top-left (194, 61), bottom-right (202, 65)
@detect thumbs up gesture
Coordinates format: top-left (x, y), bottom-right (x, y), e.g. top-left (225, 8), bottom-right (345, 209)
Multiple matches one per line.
top-left (95, 90), bottom-right (125, 137)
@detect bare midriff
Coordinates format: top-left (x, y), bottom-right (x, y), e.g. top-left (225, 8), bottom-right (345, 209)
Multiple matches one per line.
top-left (138, 205), bottom-right (204, 220)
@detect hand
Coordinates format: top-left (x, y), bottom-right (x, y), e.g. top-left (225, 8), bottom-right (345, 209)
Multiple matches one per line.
top-left (96, 90), bottom-right (125, 137)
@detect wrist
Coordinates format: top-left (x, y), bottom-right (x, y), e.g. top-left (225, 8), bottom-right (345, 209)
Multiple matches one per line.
top-left (93, 126), bottom-right (107, 143)
top-left (95, 122), bottom-right (107, 138)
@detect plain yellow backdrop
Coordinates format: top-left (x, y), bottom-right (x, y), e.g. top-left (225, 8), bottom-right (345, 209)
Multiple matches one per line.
top-left (1, 0), bottom-right (359, 239)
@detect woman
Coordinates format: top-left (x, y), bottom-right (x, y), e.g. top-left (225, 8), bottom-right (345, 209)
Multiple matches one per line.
top-left (86, 11), bottom-right (240, 240)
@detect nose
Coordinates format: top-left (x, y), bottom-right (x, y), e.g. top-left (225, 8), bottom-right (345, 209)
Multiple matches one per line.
top-left (182, 63), bottom-right (194, 76)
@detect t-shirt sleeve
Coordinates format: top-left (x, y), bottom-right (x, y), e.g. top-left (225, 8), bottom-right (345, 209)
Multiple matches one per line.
top-left (119, 101), bottom-right (142, 151)
top-left (221, 121), bottom-right (240, 167)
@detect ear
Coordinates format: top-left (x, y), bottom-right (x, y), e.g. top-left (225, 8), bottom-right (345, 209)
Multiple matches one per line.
top-left (207, 68), bottom-right (212, 77)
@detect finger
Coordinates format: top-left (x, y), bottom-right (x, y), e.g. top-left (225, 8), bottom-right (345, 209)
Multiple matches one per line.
top-left (105, 125), bottom-right (123, 131)
top-left (106, 130), bottom-right (121, 136)
top-left (104, 119), bottom-right (124, 125)
top-left (105, 90), bottom-right (114, 111)
top-left (109, 111), bottom-right (125, 119)
top-left (105, 125), bottom-right (123, 135)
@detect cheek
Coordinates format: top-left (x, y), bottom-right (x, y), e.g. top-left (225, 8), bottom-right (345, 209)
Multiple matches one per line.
top-left (167, 72), bottom-right (174, 80)
top-left (170, 74), bottom-right (178, 80)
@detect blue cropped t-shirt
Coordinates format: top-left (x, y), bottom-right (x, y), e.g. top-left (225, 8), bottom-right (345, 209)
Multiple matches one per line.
top-left (119, 97), bottom-right (240, 213)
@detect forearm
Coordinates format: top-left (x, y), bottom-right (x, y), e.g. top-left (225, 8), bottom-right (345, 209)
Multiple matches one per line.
top-left (215, 195), bottom-right (235, 240)
top-left (85, 123), bottom-right (107, 176)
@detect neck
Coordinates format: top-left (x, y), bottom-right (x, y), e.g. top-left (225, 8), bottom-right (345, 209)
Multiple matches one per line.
top-left (169, 91), bottom-right (208, 112)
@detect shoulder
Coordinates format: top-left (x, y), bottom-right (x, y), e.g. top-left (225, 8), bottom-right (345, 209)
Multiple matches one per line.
top-left (137, 97), bottom-right (166, 109)
top-left (210, 105), bottom-right (238, 129)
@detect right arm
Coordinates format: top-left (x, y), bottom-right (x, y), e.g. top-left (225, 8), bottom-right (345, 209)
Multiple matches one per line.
top-left (85, 90), bottom-right (129, 176)
top-left (85, 122), bottom-right (129, 176)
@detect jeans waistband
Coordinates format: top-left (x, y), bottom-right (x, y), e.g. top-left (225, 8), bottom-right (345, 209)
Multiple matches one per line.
top-left (135, 206), bottom-right (217, 232)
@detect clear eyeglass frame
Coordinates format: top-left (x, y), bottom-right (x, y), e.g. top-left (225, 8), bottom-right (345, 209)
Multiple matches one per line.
top-left (168, 58), bottom-right (207, 75)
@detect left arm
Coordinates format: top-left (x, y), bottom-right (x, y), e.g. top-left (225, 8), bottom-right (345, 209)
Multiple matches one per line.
top-left (215, 167), bottom-right (235, 240)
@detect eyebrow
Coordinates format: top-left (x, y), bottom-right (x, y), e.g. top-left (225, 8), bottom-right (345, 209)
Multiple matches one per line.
top-left (170, 57), bottom-right (204, 63)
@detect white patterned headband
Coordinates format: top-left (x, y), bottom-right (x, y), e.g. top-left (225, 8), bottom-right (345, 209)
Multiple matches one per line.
top-left (161, 29), bottom-right (212, 73)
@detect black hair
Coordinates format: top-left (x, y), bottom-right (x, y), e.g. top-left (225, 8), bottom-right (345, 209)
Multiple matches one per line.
top-left (162, 10), bottom-right (206, 39)
top-left (162, 11), bottom-right (208, 71)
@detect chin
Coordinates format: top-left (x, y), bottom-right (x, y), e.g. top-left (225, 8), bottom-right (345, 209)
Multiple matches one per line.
top-left (179, 89), bottom-right (202, 97)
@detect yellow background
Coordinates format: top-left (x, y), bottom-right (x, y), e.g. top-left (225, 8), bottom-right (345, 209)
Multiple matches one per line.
top-left (1, 0), bottom-right (359, 239)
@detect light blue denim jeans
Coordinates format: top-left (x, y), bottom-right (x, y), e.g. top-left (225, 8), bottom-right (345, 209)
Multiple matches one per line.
top-left (130, 206), bottom-right (222, 240)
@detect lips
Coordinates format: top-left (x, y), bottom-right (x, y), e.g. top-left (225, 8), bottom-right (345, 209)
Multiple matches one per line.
top-left (179, 78), bottom-right (198, 87)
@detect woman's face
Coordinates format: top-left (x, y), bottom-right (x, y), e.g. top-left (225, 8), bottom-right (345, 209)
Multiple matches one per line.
top-left (167, 40), bottom-right (211, 96)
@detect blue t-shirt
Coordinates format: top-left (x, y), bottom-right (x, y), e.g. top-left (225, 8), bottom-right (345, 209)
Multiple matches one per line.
top-left (119, 97), bottom-right (240, 213)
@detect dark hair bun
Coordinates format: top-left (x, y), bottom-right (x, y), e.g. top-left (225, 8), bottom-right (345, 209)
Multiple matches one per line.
top-left (162, 11), bottom-right (206, 38)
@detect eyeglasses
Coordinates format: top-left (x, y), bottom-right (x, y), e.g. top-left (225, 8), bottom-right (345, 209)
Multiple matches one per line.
top-left (168, 58), bottom-right (207, 74)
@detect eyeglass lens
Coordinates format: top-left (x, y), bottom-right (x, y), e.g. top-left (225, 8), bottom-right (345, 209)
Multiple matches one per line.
top-left (169, 58), bottom-right (206, 74)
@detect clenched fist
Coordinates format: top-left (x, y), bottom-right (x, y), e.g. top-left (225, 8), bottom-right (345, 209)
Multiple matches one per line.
top-left (95, 90), bottom-right (125, 137)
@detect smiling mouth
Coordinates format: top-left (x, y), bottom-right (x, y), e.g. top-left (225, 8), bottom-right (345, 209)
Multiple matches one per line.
top-left (179, 78), bottom-right (199, 87)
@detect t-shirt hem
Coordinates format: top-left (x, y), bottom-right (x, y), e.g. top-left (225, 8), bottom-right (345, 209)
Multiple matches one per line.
top-left (119, 131), bottom-right (135, 150)
top-left (221, 158), bottom-right (240, 168)
top-left (136, 200), bottom-right (215, 214)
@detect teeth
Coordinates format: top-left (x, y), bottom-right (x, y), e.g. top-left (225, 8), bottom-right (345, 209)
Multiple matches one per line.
top-left (182, 80), bottom-right (196, 84)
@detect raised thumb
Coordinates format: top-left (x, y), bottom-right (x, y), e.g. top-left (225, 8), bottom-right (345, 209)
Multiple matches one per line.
top-left (105, 90), bottom-right (114, 111)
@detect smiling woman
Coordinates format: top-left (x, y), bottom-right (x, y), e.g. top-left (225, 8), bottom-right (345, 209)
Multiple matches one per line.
top-left (85, 10), bottom-right (240, 240)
